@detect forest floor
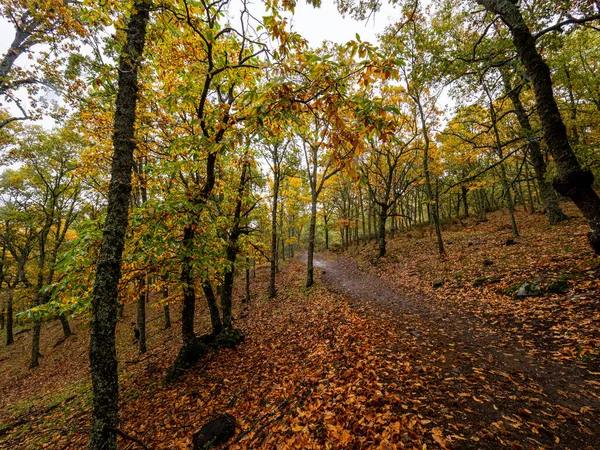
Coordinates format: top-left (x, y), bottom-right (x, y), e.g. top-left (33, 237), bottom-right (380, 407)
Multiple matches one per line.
top-left (0, 204), bottom-right (599, 449)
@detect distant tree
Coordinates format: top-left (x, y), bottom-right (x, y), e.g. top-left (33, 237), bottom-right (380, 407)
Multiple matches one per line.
top-left (300, 117), bottom-right (340, 287)
top-left (360, 88), bottom-right (419, 257)
top-left (6, 128), bottom-right (83, 368)
top-left (0, 205), bottom-right (35, 346)
top-left (261, 137), bottom-right (297, 297)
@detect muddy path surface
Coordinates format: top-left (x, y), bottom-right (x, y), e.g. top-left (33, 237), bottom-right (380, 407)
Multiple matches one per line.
top-left (311, 252), bottom-right (600, 449)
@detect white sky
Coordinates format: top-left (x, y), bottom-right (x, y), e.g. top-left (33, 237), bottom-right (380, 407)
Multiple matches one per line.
top-left (282, 0), bottom-right (398, 46)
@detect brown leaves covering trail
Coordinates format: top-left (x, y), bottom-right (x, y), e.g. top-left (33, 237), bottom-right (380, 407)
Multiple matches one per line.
top-left (354, 206), bottom-right (600, 368)
top-left (1, 263), bottom-right (436, 449)
top-left (315, 251), bottom-right (600, 449)
top-left (116, 264), bottom-right (440, 449)
top-left (1, 205), bottom-right (598, 449)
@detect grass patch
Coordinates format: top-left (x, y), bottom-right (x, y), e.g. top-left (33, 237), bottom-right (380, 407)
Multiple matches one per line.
top-left (3, 378), bottom-right (89, 421)
top-left (473, 276), bottom-right (487, 287)
top-left (503, 284), bottom-right (520, 296)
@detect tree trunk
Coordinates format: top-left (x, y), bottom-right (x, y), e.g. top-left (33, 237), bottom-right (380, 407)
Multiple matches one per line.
top-left (88, 3), bottom-right (149, 448)
top-left (136, 275), bottom-right (147, 354)
top-left (489, 185), bottom-right (497, 210)
top-left (367, 198), bottom-right (372, 241)
top-left (359, 187), bottom-right (366, 245)
top-left (163, 289), bottom-right (171, 330)
top-left (563, 66), bottom-right (580, 145)
top-left (324, 216), bottom-right (329, 250)
top-left (515, 160), bottom-right (526, 211)
top-left (461, 186), bottom-right (469, 218)
top-left (30, 317), bottom-right (42, 368)
top-left (245, 257), bottom-right (250, 303)
top-left (279, 207), bottom-right (285, 262)
top-left (399, 199), bottom-right (406, 232)
top-left (524, 162), bottom-right (535, 214)
top-left (479, 0), bottom-right (600, 252)
top-left (433, 183), bottom-right (445, 251)
top-left (202, 281), bottom-right (222, 336)
top-left (221, 244), bottom-right (237, 330)
top-left (378, 206), bottom-right (388, 257)
top-left (486, 83), bottom-right (519, 237)
top-left (180, 225), bottom-right (197, 346)
top-left (221, 163), bottom-right (248, 329)
top-left (416, 94), bottom-right (444, 255)
top-left (390, 205), bottom-right (396, 239)
top-left (0, 226), bottom-right (6, 333)
top-left (477, 189), bottom-right (488, 221)
top-left (30, 233), bottom-right (51, 369)
top-left (500, 163), bottom-right (519, 237)
top-left (59, 314), bottom-right (72, 338)
top-left (306, 194), bottom-right (317, 287)
top-left (6, 288), bottom-right (13, 345)
top-left (269, 173), bottom-right (279, 298)
top-left (501, 68), bottom-right (566, 223)
top-left (345, 226), bottom-right (349, 249)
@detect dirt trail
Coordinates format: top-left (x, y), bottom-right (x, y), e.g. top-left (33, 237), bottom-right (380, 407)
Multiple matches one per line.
top-left (312, 252), bottom-right (600, 449)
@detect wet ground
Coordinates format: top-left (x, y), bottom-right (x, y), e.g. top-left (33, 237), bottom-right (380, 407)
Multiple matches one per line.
top-left (311, 252), bottom-right (600, 449)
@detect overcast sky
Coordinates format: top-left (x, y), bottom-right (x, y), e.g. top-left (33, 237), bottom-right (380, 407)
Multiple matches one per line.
top-left (0, 0), bottom-right (399, 131)
top-left (280, 0), bottom-right (398, 45)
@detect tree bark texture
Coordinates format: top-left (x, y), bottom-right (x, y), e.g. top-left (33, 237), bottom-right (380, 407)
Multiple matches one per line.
top-left (378, 207), bottom-right (388, 257)
top-left (88, 3), bottom-right (150, 449)
top-left (220, 162), bottom-right (248, 329)
top-left (180, 225), bottom-right (197, 346)
top-left (500, 68), bottom-right (567, 224)
top-left (221, 244), bottom-right (236, 330)
top-left (269, 168), bottom-right (279, 298)
top-left (6, 288), bottom-right (13, 345)
top-left (59, 313), bottom-right (72, 337)
top-left (137, 275), bottom-right (147, 354)
top-left (202, 281), bottom-right (222, 336)
top-left (245, 257), bottom-right (251, 303)
top-left (414, 93), bottom-right (445, 255)
top-left (461, 186), bottom-right (469, 218)
top-left (163, 289), bottom-right (171, 329)
top-left (306, 193), bottom-right (317, 287)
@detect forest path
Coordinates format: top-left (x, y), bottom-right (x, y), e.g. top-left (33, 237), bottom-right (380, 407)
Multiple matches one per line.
top-left (311, 252), bottom-right (600, 449)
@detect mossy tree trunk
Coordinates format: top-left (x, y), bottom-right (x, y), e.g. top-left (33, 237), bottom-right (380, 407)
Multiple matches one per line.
top-left (136, 275), bottom-right (147, 354)
top-left (220, 162), bottom-right (250, 329)
top-left (6, 287), bottom-right (13, 345)
top-left (88, 2), bottom-right (150, 449)
top-left (500, 67), bottom-right (567, 224)
top-left (162, 288), bottom-right (170, 330)
top-left (202, 281), bottom-right (222, 336)
top-left (269, 161), bottom-right (279, 298)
